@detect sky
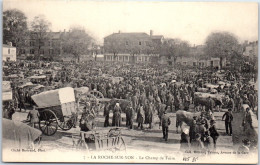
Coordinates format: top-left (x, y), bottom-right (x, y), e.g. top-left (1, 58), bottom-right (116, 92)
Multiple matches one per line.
top-left (3, 0), bottom-right (258, 45)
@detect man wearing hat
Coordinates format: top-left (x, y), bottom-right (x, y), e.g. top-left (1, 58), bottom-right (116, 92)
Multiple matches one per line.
top-left (242, 107), bottom-right (253, 131)
top-left (222, 108), bottom-right (233, 136)
top-left (27, 105), bottom-right (40, 128)
top-left (161, 111), bottom-right (171, 142)
top-left (209, 120), bottom-right (219, 149)
top-left (189, 116), bottom-right (197, 142)
top-left (103, 102), bottom-right (110, 127)
top-left (113, 103), bottom-right (122, 127)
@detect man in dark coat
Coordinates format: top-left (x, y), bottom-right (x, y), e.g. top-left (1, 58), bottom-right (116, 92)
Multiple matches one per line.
top-left (161, 111), bottom-right (171, 141)
top-left (103, 102), bottom-right (110, 127)
top-left (145, 102), bottom-right (154, 129)
top-left (113, 103), bottom-right (122, 127)
top-left (222, 108), bottom-right (233, 135)
top-left (137, 105), bottom-right (145, 129)
top-left (209, 120), bottom-right (219, 149)
top-left (27, 106), bottom-right (40, 128)
top-left (126, 104), bottom-right (135, 129)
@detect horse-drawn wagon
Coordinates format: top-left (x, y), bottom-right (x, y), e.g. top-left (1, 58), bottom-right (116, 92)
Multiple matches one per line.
top-left (31, 87), bottom-right (77, 136)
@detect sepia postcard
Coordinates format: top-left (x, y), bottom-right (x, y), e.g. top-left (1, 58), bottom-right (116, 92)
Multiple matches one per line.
top-left (2, 0), bottom-right (258, 163)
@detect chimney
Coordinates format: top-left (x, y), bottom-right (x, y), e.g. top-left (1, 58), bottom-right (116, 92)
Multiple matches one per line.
top-left (8, 42), bottom-right (12, 47)
top-left (150, 30), bottom-right (153, 37)
top-left (118, 30), bottom-right (121, 34)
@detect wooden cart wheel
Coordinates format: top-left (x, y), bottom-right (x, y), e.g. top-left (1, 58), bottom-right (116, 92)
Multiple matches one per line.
top-left (77, 93), bottom-right (99, 112)
top-left (89, 90), bottom-right (104, 100)
top-left (39, 110), bottom-right (58, 136)
top-left (58, 116), bottom-right (76, 131)
top-left (89, 90), bottom-right (105, 112)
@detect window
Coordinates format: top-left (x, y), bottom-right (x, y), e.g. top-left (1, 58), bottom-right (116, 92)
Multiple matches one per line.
top-left (8, 49), bottom-right (10, 54)
top-left (119, 56), bottom-right (123, 61)
top-left (139, 41), bottom-right (142, 45)
top-left (30, 41), bottom-right (35, 46)
top-left (30, 49), bottom-right (35, 54)
top-left (125, 41), bottom-right (129, 46)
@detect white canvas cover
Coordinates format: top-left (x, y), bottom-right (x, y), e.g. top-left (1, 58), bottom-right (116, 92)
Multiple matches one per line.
top-left (3, 91), bottom-right (12, 101)
top-left (31, 87), bottom-right (75, 108)
top-left (2, 81), bottom-right (11, 92)
top-left (3, 81), bottom-right (12, 101)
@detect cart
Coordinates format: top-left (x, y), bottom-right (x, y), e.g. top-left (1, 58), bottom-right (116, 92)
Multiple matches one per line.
top-left (31, 87), bottom-right (77, 136)
top-left (3, 81), bottom-right (14, 109)
top-left (75, 88), bottom-right (106, 114)
top-left (72, 128), bottom-right (126, 152)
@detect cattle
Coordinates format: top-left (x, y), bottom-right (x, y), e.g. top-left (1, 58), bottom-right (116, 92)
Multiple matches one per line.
top-left (194, 92), bottom-right (223, 107)
top-left (176, 110), bottom-right (214, 133)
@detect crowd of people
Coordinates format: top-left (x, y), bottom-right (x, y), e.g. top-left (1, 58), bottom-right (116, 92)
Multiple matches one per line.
top-left (2, 59), bottom-right (258, 153)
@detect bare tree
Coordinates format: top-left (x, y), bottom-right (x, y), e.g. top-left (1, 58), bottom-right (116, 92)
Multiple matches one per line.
top-left (205, 32), bottom-right (239, 69)
top-left (104, 38), bottom-right (120, 61)
top-left (62, 27), bottom-right (94, 63)
top-left (30, 15), bottom-right (51, 60)
top-left (3, 9), bottom-right (28, 55)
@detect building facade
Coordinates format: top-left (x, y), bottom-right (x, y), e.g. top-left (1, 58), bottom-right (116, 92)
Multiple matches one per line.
top-left (243, 41), bottom-right (258, 59)
top-left (19, 31), bottom-right (66, 59)
top-left (103, 30), bottom-right (163, 63)
top-left (3, 42), bottom-right (16, 61)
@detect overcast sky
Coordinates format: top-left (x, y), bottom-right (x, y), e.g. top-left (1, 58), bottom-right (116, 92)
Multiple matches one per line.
top-left (3, 0), bottom-right (258, 45)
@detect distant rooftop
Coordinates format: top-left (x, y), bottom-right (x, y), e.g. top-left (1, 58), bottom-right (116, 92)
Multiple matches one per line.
top-left (3, 44), bottom-right (15, 48)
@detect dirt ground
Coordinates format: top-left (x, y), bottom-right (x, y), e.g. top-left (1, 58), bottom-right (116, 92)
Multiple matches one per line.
top-left (12, 108), bottom-right (235, 154)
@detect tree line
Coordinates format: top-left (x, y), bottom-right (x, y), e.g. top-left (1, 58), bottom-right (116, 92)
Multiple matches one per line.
top-left (3, 9), bottom-right (95, 62)
top-left (4, 9), bottom-right (251, 67)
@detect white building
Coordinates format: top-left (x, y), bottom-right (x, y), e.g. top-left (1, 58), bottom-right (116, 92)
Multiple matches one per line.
top-left (3, 43), bottom-right (16, 61)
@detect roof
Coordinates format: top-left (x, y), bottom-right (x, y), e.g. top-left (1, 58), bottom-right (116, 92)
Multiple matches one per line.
top-left (3, 44), bottom-right (15, 48)
top-left (104, 32), bottom-right (150, 39)
top-left (151, 35), bottom-right (164, 39)
top-left (28, 31), bottom-right (67, 40)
